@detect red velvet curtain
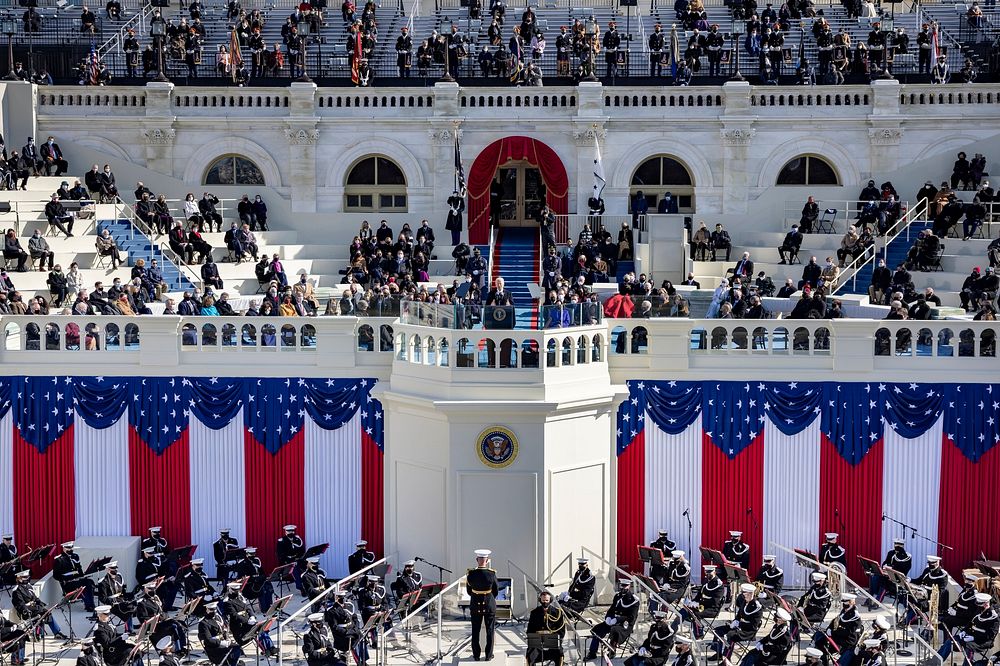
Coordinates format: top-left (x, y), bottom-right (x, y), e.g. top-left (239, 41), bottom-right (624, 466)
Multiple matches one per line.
top-left (128, 428), bottom-right (192, 547)
top-left (616, 431), bottom-right (645, 574)
top-left (467, 136), bottom-right (569, 244)
top-left (13, 428), bottom-right (75, 575)
top-left (819, 435), bottom-right (884, 581)
top-left (939, 436), bottom-right (1000, 574)
top-left (244, 431), bottom-right (306, 571)
top-left (701, 433), bottom-right (765, 576)
top-left (361, 432), bottom-right (384, 558)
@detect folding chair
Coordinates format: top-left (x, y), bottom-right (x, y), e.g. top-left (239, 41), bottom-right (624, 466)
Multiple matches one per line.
top-left (816, 208), bottom-right (837, 234)
top-left (93, 244), bottom-right (114, 269)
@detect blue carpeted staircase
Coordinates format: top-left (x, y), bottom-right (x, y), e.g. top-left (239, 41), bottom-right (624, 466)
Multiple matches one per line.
top-left (843, 221), bottom-right (933, 295)
top-left (97, 220), bottom-right (196, 292)
top-left (616, 260), bottom-right (635, 282)
top-left (491, 227), bottom-right (539, 329)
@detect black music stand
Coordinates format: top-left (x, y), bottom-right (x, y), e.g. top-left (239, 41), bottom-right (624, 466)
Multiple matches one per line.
top-left (700, 548), bottom-right (726, 568)
top-left (83, 556), bottom-right (112, 577)
top-left (857, 556), bottom-right (885, 606)
top-left (793, 549), bottom-right (819, 566)
top-left (268, 563), bottom-right (296, 607)
top-left (303, 544), bottom-right (329, 560)
top-left (54, 587), bottom-right (85, 641)
top-left (526, 633), bottom-right (561, 665)
top-left (974, 560), bottom-right (1000, 580)
top-left (29, 598), bottom-right (64, 665)
top-left (397, 589), bottom-right (422, 638)
top-left (26, 545), bottom-right (55, 567)
top-left (166, 545), bottom-right (197, 573)
top-left (790, 602), bottom-right (815, 635)
top-left (638, 546), bottom-right (665, 571)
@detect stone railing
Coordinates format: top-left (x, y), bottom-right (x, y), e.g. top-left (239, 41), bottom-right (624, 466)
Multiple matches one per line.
top-left (32, 80), bottom-right (1000, 121)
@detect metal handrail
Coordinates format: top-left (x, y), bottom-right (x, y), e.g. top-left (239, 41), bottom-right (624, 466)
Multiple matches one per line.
top-left (97, 1), bottom-right (153, 61)
top-left (833, 197), bottom-right (928, 294)
top-left (276, 556), bottom-right (390, 666)
top-left (379, 575), bottom-right (465, 663)
top-left (544, 551), bottom-right (573, 585)
top-left (112, 199), bottom-right (204, 288)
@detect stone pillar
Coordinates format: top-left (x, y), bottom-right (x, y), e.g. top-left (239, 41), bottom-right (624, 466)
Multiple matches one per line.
top-left (867, 79), bottom-right (903, 177)
top-left (430, 83), bottom-right (461, 238)
top-left (285, 82), bottom-right (319, 213)
top-left (142, 82), bottom-right (176, 175)
top-left (720, 81), bottom-right (756, 214)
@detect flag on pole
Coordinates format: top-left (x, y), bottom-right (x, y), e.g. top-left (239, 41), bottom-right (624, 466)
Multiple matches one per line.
top-left (454, 132), bottom-right (466, 195)
top-left (669, 24), bottom-right (679, 79)
top-left (930, 21), bottom-right (940, 58)
top-left (229, 28), bottom-right (243, 80)
top-left (592, 133), bottom-right (606, 200)
top-left (351, 30), bottom-right (362, 85)
top-left (88, 41), bottom-right (99, 86)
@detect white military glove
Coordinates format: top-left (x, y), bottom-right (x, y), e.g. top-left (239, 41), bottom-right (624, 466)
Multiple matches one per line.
top-left (947, 608), bottom-right (956, 616)
top-left (639, 648), bottom-right (649, 657)
top-left (730, 620), bottom-right (739, 629)
top-left (606, 618), bottom-right (617, 626)
top-left (960, 632), bottom-right (974, 643)
top-left (754, 642), bottom-right (763, 651)
top-left (558, 592), bottom-right (569, 603)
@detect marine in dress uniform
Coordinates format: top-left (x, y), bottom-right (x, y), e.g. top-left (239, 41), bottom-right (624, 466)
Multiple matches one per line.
top-left (124, 30), bottom-right (140, 77)
top-left (739, 608), bottom-right (793, 666)
top-left (466, 549), bottom-right (499, 661)
top-left (390, 560), bottom-right (423, 609)
top-left (713, 583), bottom-right (763, 660)
top-left (814, 594), bottom-right (861, 666)
top-left (650, 530), bottom-right (677, 582)
top-left (395, 27), bottom-right (412, 77)
top-left (0, 535), bottom-right (17, 586)
top-left (76, 637), bottom-right (99, 666)
top-left (657, 551), bottom-right (691, 608)
top-left (755, 555), bottom-right (784, 595)
top-left (183, 558), bottom-right (215, 601)
top-left (141, 526), bottom-right (169, 555)
top-left (135, 582), bottom-right (188, 656)
top-left (303, 613), bottom-right (343, 666)
top-left (804, 646), bottom-right (828, 666)
top-left (52, 542), bottom-right (96, 612)
top-left (222, 581), bottom-right (277, 656)
top-left (12, 570), bottom-right (65, 638)
top-left (798, 573), bottom-right (832, 627)
top-left (348, 540), bottom-right (375, 575)
top-left (602, 22), bottom-right (621, 77)
top-left (1, 607), bottom-right (27, 665)
top-left (199, 601), bottom-right (243, 666)
top-left (213, 529), bottom-right (239, 583)
top-left (859, 638), bottom-right (885, 666)
top-left (301, 557), bottom-right (329, 608)
top-left (238, 547), bottom-right (274, 612)
top-left (277, 524), bottom-right (306, 588)
top-left (671, 637), bottom-right (694, 666)
top-left (818, 533), bottom-right (847, 568)
top-left (706, 24), bottom-right (724, 76)
top-left (871, 538), bottom-right (910, 600)
top-left (723, 531), bottom-right (751, 571)
top-left (559, 558), bottom-right (595, 613)
top-left (648, 25), bottom-right (664, 77)
top-left (526, 591), bottom-right (566, 666)
top-left (912, 555), bottom-right (950, 614)
top-left (93, 606), bottom-right (137, 666)
top-left (96, 562), bottom-right (135, 630)
top-left (625, 610), bottom-right (675, 666)
top-left (155, 638), bottom-right (182, 666)
top-left (586, 579), bottom-right (639, 659)
top-left (325, 589), bottom-right (366, 663)
top-left (681, 564), bottom-right (725, 638)
top-left (939, 594), bottom-right (999, 659)
top-left (941, 573), bottom-right (983, 631)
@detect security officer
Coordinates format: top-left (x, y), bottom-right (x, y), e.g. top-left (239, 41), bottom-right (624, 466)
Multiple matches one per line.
top-left (390, 560), bottom-right (422, 608)
top-left (723, 531), bottom-right (750, 570)
top-left (348, 540), bottom-right (375, 575)
top-left (542, 246), bottom-right (562, 291)
top-left (560, 557), bottom-right (595, 613)
top-left (712, 583), bottom-right (763, 661)
top-left (466, 247), bottom-right (488, 290)
top-left (740, 607), bottom-right (792, 666)
top-left (625, 609), bottom-right (675, 666)
top-left (586, 579), bottom-right (639, 660)
top-left (819, 533), bottom-right (846, 568)
top-left (466, 549), bottom-right (499, 661)
top-left (526, 591), bottom-right (566, 666)
top-left (52, 541), bottom-right (96, 612)
top-left (213, 529), bottom-right (239, 583)
top-left (395, 27), bottom-right (412, 78)
top-left (755, 554), bottom-right (784, 595)
top-left (648, 24), bottom-right (664, 76)
top-left (798, 572), bottom-right (832, 626)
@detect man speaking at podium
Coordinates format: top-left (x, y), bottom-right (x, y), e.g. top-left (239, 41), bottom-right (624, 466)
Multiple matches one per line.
top-left (467, 549), bottom-right (499, 661)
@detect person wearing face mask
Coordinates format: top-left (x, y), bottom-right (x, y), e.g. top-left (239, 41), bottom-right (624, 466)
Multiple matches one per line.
top-left (819, 257), bottom-right (840, 290)
top-left (99, 165), bottom-right (119, 202)
top-left (21, 137), bottom-right (41, 177)
top-left (559, 558), bottom-right (595, 613)
top-left (293, 274), bottom-right (320, 314)
top-left (252, 195), bottom-right (269, 230)
top-left (526, 591), bottom-right (566, 666)
top-left (40, 136), bottom-right (68, 176)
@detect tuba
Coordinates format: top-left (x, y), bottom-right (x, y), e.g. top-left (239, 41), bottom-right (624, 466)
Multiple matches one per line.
top-left (928, 585), bottom-right (940, 647)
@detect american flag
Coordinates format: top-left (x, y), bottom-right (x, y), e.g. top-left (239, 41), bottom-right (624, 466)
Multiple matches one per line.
top-left (229, 28), bottom-right (243, 79)
top-left (88, 41), bottom-right (100, 86)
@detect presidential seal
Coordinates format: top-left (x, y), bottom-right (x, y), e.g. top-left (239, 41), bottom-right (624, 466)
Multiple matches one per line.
top-left (477, 426), bottom-right (518, 469)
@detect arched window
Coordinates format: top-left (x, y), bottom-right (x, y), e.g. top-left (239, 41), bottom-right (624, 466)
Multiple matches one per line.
top-left (776, 155), bottom-right (839, 186)
top-left (204, 155), bottom-right (265, 185)
top-left (630, 155), bottom-right (695, 212)
top-left (345, 156), bottom-right (407, 212)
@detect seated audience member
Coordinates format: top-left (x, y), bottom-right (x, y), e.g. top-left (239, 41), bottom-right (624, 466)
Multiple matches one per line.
top-left (777, 224), bottom-right (802, 264)
top-left (154, 195), bottom-right (175, 235)
top-left (44, 194), bottom-right (75, 237)
top-left (293, 274), bottom-right (321, 314)
top-left (183, 193), bottom-right (203, 231)
top-left (3, 229), bottom-right (28, 272)
top-left (799, 256), bottom-right (821, 290)
top-left (199, 192), bottom-right (223, 232)
top-left (238, 224), bottom-right (260, 261)
top-left (95, 229), bottom-right (122, 269)
top-left (188, 223), bottom-right (213, 263)
top-left (270, 253), bottom-right (288, 287)
top-left (799, 196), bottom-right (819, 233)
top-left (28, 229), bottom-right (54, 271)
top-left (691, 221), bottom-right (711, 260)
top-left (169, 220), bottom-right (195, 264)
top-left (710, 223), bottom-right (732, 261)
top-left (39, 136), bottom-right (68, 176)
top-left (202, 255), bottom-right (223, 289)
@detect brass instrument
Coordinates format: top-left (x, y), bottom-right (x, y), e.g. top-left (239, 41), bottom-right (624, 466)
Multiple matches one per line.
top-left (928, 584), bottom-right (940, 647)
top-left (828, 563), bottom-right (846, 602)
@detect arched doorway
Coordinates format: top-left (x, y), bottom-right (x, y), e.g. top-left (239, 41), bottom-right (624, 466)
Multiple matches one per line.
top-left (630, 155), bottom-right (695, 213)
top-left (467, 137), bottom-right (568, 244)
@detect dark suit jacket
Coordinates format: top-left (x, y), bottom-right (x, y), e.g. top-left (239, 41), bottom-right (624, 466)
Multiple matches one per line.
top-left (486, 288), bottom-right (514, 306)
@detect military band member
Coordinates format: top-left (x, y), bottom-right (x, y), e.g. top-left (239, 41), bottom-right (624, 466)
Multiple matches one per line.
top-left (467, 549), bottom-right (499, 661)
top-left (871, 538), bottom-right (910, 600)
top-left (97, 562), bottom-right (134, 630)
top-left (277, 524), bottom-right (306, 588)
top-left (135, 581), bottom-right (188, 656)
top-left (303, 613), bottom-right (340, 666)
top-left (222, 581), bottom-right (277, 657)
top-left (238, 547), bottom-right (274, 612)
top-left (819, 534), bottom-right (846, 568)
top-left (560, 557), bottom-right (595, 613)
top-left (938, 593), bottom-right (998, 660)
top-left (348, 540), bottom-right (375, 574)
top-left (723, 531), bottom-right (751, 571)
top-left (135, 547), bottom-right (160, 586)
top-left (325, 589), bottom-right (367, 663)
top-left (155, 638), bottom-right (181, 666)
top-left (301, 556), bottom-right (328, 608)
top-left (941, 572), bottom-right (982, 632)
top-left (661, 551), bottom-right (691, 604)
top-left (1, 608), bottom-right (27, 665)
top-left (390, 560), bottom-right (422, 608)
top-left (672, 636), bottom-right (694, 666)
top-left (526, 591), bottom-right (566, 666)
top-left (625, 609), bottom-right (675, 666)
top-left (12, 570), bottom-right (66, 638)
top-left (141, 526), bottom-right (169, 555)
top-left (869, 616), bottom-right (891, 652)
top-left (213, 529), bottom-right (239, 583)
top-left (357, 574), bottom-right (387, 628)
top-left (912, 554), bottom-right (950, 612)
top-left (0, 535), bottom-right (17, 586)
top-left (76, 637), bottom-right (98, 666)
top-left (712, 583), bottom-right (763, 661)
top-left (814, 593), bottom-right (861, 666)
top-left (681, 564), bottom-right (725, 636)
top-left (804, 646), bottom-right (828, 666)
top-left (199, 600), bottom-right (243, 666)
top-left (798, 573), bottom-right (832, 627)
top-left (859, 638), bottom-right (885, 666)
top-left (586, 579), bottom-right (639, 660)
top-left (739, 607), bottom-right (792, 666)
top-left (650, 529), bottom-right (677, 581)
top-left (52, 541), bottom-right (97, 612)
top-left (183, 558), bottom-right (215, 601)
top-left (755, 554), bottom-right (783, 594)
top-left (93, 606), bottom-right (138, 666)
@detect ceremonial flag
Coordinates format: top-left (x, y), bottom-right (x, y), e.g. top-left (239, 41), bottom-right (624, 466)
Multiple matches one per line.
top-left (592, 132), bottom-right (606, 200)
top-left (351, 30), bottom-right (362, 85)
top-left (454, 132), bottom-right (466, 195)
top-left (617, 380), bottom-right (997, 582)
top-left (0, 376), bottom-right (384, 579)
top-left (88, 42), bottom-right (99, 85)
top-left (669, 24), bottom-right (679, 79)
top-left (230, 28), bottom-right (243, 79)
